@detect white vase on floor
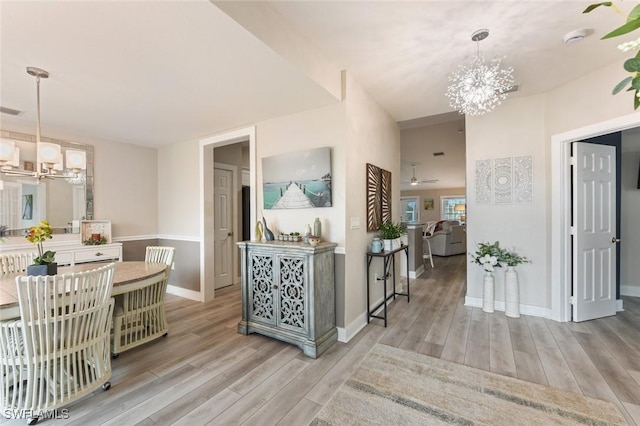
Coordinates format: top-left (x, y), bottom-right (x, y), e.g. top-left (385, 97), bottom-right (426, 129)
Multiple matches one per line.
top-left (482, 271), bottom-right (495, 313)
top-left (505, 266), bottom-right (520, 318)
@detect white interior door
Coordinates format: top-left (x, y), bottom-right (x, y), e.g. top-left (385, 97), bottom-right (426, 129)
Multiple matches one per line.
top-left (214, 167), bottom-right (234, 289)
top-left (572, 142), bottom-right (617, 322)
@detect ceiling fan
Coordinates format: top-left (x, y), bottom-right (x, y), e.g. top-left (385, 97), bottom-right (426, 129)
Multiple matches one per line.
top-left (404, 164), bottom-right (439, 186)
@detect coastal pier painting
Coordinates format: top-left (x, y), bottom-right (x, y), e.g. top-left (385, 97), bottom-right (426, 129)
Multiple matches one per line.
top-left (263, 147), bottom-right (332, 210)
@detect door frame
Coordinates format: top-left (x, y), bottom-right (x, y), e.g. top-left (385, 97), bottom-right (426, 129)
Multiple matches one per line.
top-left (550, 112), bottom-right (639, 322)
top-left (213, 162), bottom-right (238, 289)
top-left (200, 126), bottom-right (256, 302)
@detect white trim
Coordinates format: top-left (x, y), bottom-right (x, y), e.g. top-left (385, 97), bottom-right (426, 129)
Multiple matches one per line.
top-left (200, 126), bottom-right (256, 302)
top-left (156, 235), bottom-right (200, 242)
top-left (551, 112), bottom-right (640, 322)
top-left (621, 285), bottom-right (640, 297)
top-left (334, 246), bottom-right (346, 255)
top-left (337, 312), bottom-right (368, 343)
top-left (617, 299), bottom-right (624, 312)
top-left (464, 296), bottom-right (550, 318)
top-left (410, 264), bottom-right (424, 279)
top-left (166, 284), bottom-right (200, 302)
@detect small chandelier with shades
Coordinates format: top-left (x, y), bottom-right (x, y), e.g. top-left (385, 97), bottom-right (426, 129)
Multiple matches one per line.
top-left (0, 67), bottom-right (86, 180)
top-left (446, 29), bottom-right (515, 116)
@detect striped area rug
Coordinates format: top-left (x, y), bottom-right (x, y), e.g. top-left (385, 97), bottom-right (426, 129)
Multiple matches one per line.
top-left (311, 344), bottom-right (626, 425)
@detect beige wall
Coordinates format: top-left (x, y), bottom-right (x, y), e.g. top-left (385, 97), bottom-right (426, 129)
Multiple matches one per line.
top-left (157, 140), bottom-right (200, 238)
top-left (400, 187), bottom-right (466, 223)
top-left (255, 103), bottom-right (346, 244)
top-left (0, 125), bottom-right (158, 239)
top-left (343, 71), bottom-right (401, 331)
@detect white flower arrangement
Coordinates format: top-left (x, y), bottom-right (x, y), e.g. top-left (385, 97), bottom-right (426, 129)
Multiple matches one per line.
top-left (470, 241), bottom-right (530, 272)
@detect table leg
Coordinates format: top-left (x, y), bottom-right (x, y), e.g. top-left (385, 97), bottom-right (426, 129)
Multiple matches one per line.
top-left (366, 256), bottom-right (371, 323)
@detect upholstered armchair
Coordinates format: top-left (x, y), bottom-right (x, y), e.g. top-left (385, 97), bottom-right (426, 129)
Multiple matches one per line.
top-left (426, 221), bottom-right (466, 256)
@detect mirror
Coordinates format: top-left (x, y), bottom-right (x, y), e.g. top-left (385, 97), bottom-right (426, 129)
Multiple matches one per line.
top-left (0, 131), bottom-right (94, 235)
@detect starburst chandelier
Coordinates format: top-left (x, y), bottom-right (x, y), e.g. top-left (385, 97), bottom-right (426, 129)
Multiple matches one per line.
top-left (446, 29), bottom-right (515, 116)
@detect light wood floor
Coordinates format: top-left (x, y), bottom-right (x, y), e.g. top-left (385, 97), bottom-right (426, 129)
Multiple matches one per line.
top-left (3, 255), bottom-right (640, 425)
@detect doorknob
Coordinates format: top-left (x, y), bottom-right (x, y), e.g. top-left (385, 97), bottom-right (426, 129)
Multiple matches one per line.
top-left (228, 232), bottom-right (233, 237)
top-left (611, 237), bottom-right (621, 243)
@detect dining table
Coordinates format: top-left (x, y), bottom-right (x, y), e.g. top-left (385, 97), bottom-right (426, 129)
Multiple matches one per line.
top-left (0, 261), bottom-right (168, 321)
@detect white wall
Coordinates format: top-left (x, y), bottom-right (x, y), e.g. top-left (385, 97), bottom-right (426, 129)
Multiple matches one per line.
top-left (465, 61), bottom-right (636, 316)
top-left (621, 129), bottom-right (640, 296)
top-left (466, 95), bottom-right (547, 311)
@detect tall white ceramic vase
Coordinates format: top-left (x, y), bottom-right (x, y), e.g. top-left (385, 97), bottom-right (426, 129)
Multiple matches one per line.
top-left (504, 266), bottom-right (520, 318)
top-left (482, 271), bottom-right (495, 313)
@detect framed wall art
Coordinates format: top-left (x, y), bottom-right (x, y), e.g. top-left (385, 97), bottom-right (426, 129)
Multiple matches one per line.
top-left (366, 163), bottom-right (392, 232)
top-left (262, 147), bottom-right (332, 209)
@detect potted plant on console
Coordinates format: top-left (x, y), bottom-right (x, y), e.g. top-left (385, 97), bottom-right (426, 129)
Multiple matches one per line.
top-left (378, 221), bottom-right (405, 251)
top-left (26, 220), bottom-right (57, 276)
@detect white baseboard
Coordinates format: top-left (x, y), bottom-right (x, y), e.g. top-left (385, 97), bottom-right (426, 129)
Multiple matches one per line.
top-left (409, 265), bottom-right (424, 279)
top-left (167, 284), bottom-right (201, 302)
top-left (621, 285), bottom-right (640, 297)
top-left (337, 312), bottom-right (368, 343)
top-left (464, 296), bottom-right (550, 318)
top-left (617, 299), bottom-right (624, 312)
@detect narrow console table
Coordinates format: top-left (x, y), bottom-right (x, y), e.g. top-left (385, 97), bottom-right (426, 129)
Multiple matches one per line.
top-left (237, 240), bottom-right (338, 358)
top-left (366, 245), bottom-right (410, 327)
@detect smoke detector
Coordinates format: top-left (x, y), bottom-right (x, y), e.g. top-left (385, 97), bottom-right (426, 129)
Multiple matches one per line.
top-left (564, 29), bottom-right (588, 44)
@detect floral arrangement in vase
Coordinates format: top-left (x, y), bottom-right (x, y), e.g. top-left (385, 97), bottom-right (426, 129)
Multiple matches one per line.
top-left (26, 220), bottom-right (56, 265)
top-left (502, 247), bottom-right (531, 267)
top-left (470, 241), bottom-right (504, 272)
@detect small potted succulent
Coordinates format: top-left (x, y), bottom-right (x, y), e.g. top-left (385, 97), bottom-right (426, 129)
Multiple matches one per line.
top-left (25, 220), bottom-right (57, 276)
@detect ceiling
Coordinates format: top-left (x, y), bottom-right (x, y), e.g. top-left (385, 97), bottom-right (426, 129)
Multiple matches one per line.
top-left (0, 1), bottom-right (629, 187)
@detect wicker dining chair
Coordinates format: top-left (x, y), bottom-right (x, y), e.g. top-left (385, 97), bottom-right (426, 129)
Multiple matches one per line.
top-left (111, 246), bottom-right (174, 357)
top-left (0, 253), bottom-right (36, 276)
top-left (0, 263), bottom-right (115, 425)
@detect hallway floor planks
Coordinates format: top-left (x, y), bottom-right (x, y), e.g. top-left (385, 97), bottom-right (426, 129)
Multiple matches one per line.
top-left (2, 254), bottom-right (640, 425)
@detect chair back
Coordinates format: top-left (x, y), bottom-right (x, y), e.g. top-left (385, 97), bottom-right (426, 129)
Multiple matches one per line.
top-left (145, 246), bottom-right (175, 267)
top-left (15, 263), bottom-right (115, 409)
top-left (0, 253), bottom-right (35, 276)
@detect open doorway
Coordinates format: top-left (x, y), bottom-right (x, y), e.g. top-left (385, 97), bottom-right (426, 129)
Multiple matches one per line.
top-left (550, 113), bottom-right (640, 322)
top-left (200, 127), bottom-right (256, 302)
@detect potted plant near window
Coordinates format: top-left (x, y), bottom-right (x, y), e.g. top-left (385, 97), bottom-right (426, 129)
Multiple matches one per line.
top-left (25, 220), bottom-right (57, 276)
top-left (378, 221), bottom-right (405, 251)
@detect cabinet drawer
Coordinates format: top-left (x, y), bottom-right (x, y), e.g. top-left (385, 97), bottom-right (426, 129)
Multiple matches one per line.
top-left (74, 247), bottom-right (121, 263)
top-left (55, 251), bottom-right (74, 266)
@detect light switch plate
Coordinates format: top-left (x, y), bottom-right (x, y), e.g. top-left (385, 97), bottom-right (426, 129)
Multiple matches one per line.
top-left (350, 217), bottom-right (360, 230)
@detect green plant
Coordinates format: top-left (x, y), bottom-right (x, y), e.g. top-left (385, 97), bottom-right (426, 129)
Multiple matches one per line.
top-left (584, 2), bottom-right (640, 109)
top-left (470, 241), bottom-right (505, 272)
top-left (377, 221), bottom-right (405, 239)
top-left (502, 248), bottom-right (531, 267)
top-left (83, 236), bottom-right (108, 245)
top-left (25, 220), bottom-right (56, 265)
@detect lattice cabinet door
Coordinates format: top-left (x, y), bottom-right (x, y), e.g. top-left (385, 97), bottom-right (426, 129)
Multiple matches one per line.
top-left (275, 254), bottom-right (308, 335)
top-left (247, 252), bottom-right (277, 326)
top-left (237, 240), bottom-right (338, 358)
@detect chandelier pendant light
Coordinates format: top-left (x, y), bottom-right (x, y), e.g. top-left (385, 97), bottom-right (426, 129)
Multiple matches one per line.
top-left (0, 67), bottom-right (86, 180)
top-left (446, 29), bottom-right (515, 116)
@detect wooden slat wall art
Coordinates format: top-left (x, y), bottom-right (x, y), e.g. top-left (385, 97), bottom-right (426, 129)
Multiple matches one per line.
top-left (366, 163), bottom-right (392, 232)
